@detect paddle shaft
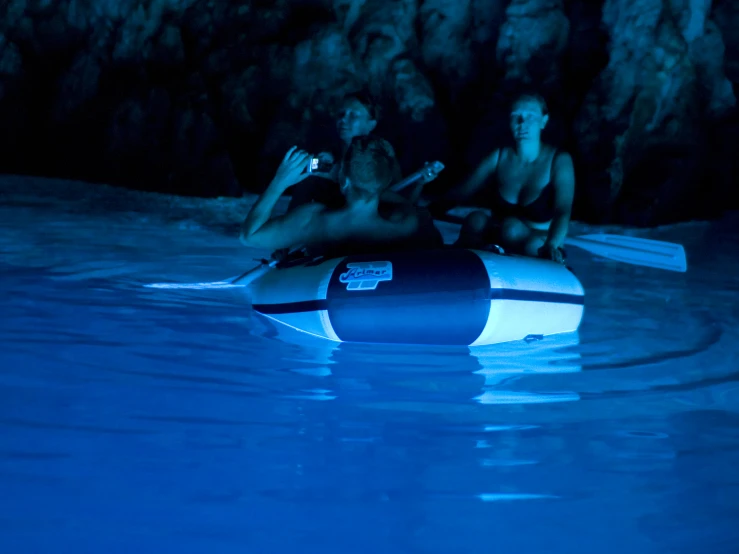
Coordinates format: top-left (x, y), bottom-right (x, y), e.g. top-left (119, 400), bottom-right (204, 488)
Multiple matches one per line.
top-left (390, 170), bottom-right (428, 193)
top-left (231, 259), bottom-right (278, 285)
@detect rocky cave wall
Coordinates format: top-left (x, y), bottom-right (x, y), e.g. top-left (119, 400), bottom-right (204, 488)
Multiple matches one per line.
top-left (0, 0), bottom-right (737, 225)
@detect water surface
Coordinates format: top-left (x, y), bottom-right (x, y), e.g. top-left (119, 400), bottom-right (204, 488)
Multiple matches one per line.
top-left (1, 175), bottom-right (738, 553)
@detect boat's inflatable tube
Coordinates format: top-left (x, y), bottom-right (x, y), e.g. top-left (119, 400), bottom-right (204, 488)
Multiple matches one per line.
top-left (249, 248), bottom-right (585, 346)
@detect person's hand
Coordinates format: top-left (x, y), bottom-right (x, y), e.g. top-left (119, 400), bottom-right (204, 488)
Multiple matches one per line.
top-left (420, 161), bottom-right (444, 184)
top-left (316, 151), bottom-right (334, 165)
top-left (309, 151), bottom-right (339, 182)
top-left (273, 146), bottom-right (312, 189)
top-left (538, 241), bottom-right (565, 264)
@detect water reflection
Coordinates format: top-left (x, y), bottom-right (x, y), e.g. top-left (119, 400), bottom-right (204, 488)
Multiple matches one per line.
top-left (258, 324), bottom-right (708, 527)
top-left (471, 332), bottom-right (581, 405)
top-left (267, 318), bottom-right (583, 408)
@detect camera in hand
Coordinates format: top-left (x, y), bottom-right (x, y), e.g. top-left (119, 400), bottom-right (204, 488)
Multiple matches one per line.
top-left (308, 158), bottom-right (334, 173)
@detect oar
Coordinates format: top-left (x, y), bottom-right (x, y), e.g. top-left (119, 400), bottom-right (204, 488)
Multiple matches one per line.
top-left (432, 212), bottom-right (687, 272)
top-left (564, 234), bottom-right (686, 272)
top-left (144, 259), bottom-right (278, 290)
top-left (143, 245), bottom-right (320, 290)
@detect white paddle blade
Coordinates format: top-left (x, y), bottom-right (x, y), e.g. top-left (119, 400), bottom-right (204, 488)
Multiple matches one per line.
top-left (143, 261), bottom-right (276, 290)
top-left (144, 280), bottom-right (248, 290)
top-left (565, 234), bottom-right (687, 272)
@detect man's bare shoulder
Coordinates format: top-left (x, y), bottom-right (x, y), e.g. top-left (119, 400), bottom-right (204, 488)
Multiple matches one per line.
top-left (377, 197), bottom-right (416, 223)
top-left (283, 202), bottom-right (329, 235)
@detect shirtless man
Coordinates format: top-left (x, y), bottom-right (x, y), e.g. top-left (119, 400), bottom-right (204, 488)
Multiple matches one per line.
top-left (443, 92), bottom-right (575, 264)
top-left (241, 136), bottom-right (441, 256)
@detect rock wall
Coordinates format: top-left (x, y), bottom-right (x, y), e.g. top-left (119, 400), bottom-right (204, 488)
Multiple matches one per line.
top-left (574, 0), bottom-right (737, 224)
top-left (0, 0), bottom-right (736, 224)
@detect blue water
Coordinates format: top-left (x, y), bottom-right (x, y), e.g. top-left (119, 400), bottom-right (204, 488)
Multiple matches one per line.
top-left (1, 175), bottom-right (738, 553)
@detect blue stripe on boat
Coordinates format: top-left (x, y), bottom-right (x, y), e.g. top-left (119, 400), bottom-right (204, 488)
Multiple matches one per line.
top-left (252, 287), bottom-right (584, 315)
top-left (253, 299), bottom-right (329, 315)
top-left (488, 289), bottom-right (584, 305)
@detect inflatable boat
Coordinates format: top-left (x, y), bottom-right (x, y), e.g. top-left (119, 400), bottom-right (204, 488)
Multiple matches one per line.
top-left (249, 248), bottom-right (585, 346)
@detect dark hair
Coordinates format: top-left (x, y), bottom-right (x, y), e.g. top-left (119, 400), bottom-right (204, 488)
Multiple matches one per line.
top-left (341, 90), bottom-right (380, 120)
top-left (342, 135), bottom-right (396, 192)
top-left (509, 90), bottom-right (549, 116)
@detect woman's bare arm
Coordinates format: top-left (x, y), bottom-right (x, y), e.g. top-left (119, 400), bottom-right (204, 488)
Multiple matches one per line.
top-left (543, 151), bottom-right (575, 249)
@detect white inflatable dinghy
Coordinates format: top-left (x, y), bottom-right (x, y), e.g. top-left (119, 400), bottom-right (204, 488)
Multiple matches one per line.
top-left (249, 248), bottom-right (584, 346)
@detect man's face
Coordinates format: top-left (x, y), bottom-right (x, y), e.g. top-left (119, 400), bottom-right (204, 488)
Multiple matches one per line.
top-left (336, 98), bottom-right (377, 143)
top-left (509, 98), bottom-right (548, 142)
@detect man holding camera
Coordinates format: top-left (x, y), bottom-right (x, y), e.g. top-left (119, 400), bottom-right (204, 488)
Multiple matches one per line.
top-left (240, 137), bottom-right (442, 257)
top-left (286, 92), bottom-right (398, 212)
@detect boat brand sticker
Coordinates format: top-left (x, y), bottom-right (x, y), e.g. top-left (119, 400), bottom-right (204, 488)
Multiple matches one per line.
top-left (339, 261), bottom-right (393, 290)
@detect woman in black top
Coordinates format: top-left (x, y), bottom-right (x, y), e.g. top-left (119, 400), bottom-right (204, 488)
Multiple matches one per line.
top-left (443, 92), bottom-right (575, 264)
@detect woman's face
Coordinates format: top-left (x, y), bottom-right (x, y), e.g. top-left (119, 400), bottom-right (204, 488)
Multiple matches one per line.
top-left (509, 98), bottom-right (548, 142)
top-left (336, 98), bottom-right (377, 143)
